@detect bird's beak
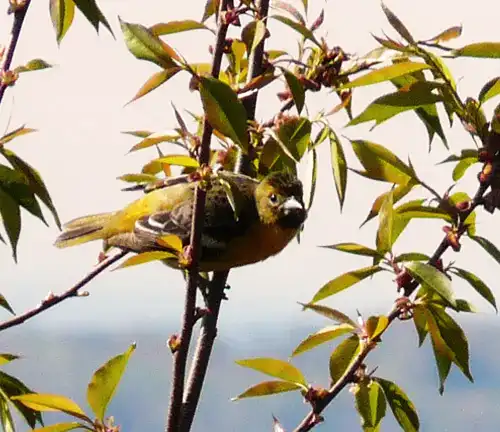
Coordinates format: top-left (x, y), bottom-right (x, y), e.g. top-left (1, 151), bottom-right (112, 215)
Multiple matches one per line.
top-left (279, 196), bottom-right (307, 228)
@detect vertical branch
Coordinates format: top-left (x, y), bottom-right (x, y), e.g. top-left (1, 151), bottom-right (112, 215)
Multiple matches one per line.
top-left (180, 1), bottom-right (271, 430)
top-left (166, 2), bottom-right (231, 431)
top-left (0, 0), bottom-right (31, 105)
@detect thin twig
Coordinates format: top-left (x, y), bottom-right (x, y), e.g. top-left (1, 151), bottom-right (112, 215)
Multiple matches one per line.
top-left (0, 0), bottom-right (31, 105)
top-left (294, 159), bottom-right (495, 430)
top-left (165, 2), bottom-right (231, 431)
top-left (0, 250), bottom-right (128, 332)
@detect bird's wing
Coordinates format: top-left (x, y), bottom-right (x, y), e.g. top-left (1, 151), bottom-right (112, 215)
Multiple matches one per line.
top-left (133, 178), bottom-right (257, 255)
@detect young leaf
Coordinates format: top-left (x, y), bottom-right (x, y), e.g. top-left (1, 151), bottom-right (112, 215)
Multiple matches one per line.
top-left (49, 0), bottom-right (75, 43)
top-left (412, 304), bottom-right (428, 346)
top-left (72, 0), bottom-right (112, 35)
top-left (365, 316), bottom-right (389, 340)
top-left (376, 190), bottom-right (394, 254)
top-left (376, 377), bottom-right (419, 432)
top-left (0, 126), bottom-right (37, 147)
top-left (424, 25), bottom-right (462, 44)
top-left (381, 3), bottom-right (415, 44)
top-left (406, 262), bottom-right (456, 307)
top-left (0, 394), bottom-right (15, 432)
top-left (470, 235), bottom-right (500, 265)
top-left (320, 242), bottom-right (381, 258)
top-left (340, 62), bottom-right (429, 89)
top-left (232, 380), bottom-right (302, 400)
top-left (241, 20), bottom-right (267, 56)
top-left (299, 303), bottom-right (358, 327)
top-left (306, 146), bottom-right (317, 211)
top-left (394, 252), bottom-right (430, 263)
top-left (127, 67), bottom-right (181, 104)
top-left (235, 358), bottom-right (307, 389)
top-left (354, 380), bottom-right (387, 430)
top-left (362, 181), bottom-right (415, 224)
top-left (452, 42), bottom-right (500, 59)
top-left (329, 335), bottom-right (360, 384)
top-left (271, 15), bottom-right (320, 46)
top-left (292, 324), bottom-right (355, 357)
top-left (115, 251), bottom-right (177, 270)
top-left (282, 70), bottom-right (305, 114)
top-left (449, 267), bottom-right (496, 311)
top-left (117, 173), bottom-right (158, 184)
top-left (311, 266), bottom-right (382, 304)
top-left (199, 77), bottom-right (249, 151)
top-left (201, 0), bottom-right (218, 22)
top-left (154, 155), bottom-right (199, 168)
top-left (478, 77), bottom-right (500, 104)
top-left (329, 129), bottom-right (347, 209)
top-left (275, 117), bottom-right (311, 161)
top-left (12, 393), bottom-right (90, 422)
top-left (120, 18), bottom-right (179, 68)
top-left (87, 344), bottom-right (136, 421)
top-left (150, 20), bottom-right (211, 36)
top-left (0, 188), bottom-right (20, 260)
top-left (351, 140), bottom-right (416, 184)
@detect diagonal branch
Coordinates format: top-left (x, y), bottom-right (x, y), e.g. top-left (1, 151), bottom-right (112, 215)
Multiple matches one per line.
top-left (0, 250), bottom-right (128, 332)
top-left (165, 2), bottom-right (232, 431)
top-left (293, 159), bottom-right (496, 431)
top-left (0, 0), bottom-right (32, 105)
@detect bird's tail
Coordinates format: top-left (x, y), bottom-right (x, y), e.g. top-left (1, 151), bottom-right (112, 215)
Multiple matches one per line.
top-left (54, 212), bottom-right (116, 248)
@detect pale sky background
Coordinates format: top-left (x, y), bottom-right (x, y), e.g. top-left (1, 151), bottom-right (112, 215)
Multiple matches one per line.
top-left (1, 0), bottom-right (500, 406)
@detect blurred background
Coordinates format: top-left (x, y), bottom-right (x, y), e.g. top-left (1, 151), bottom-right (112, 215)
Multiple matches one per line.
top-left (1, 0), bottom-right (499, 430)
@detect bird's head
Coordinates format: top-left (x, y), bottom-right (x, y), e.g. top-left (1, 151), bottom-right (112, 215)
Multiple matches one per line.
top-left (255, 171), bottom-right (307, 229)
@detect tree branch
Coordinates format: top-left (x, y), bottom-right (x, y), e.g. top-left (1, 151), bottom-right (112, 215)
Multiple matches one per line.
top-left (0, 0), bottom-right (31, 105)
top-left (293, 159), bottom-right (496, 431)
top-left (166, 2), bottom-right (232, 431)
top-left (0, 250), bottom-right (128, 332)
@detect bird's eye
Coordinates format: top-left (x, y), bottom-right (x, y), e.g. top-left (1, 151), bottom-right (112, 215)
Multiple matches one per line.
top-left (269, 193), bottom-right (278, 204)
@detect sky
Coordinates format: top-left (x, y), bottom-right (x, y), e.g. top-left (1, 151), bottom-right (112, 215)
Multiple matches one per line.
top-left (1, 0), bottom-right (500, 429)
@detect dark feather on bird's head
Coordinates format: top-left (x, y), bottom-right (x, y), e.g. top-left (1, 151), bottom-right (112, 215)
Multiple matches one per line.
top-left (255, 171), bottom-right (307, 229)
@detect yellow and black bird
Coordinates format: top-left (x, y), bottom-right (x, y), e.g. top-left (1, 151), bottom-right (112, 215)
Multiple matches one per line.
top-left (54, 171), bottom-right (307, 271)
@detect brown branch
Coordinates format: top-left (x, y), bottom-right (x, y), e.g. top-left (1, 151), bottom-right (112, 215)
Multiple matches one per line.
top-left (0, 250), bottom-right (128, 332)
top-left (294, 159), bottom-right (495, 431)
top-left (165, 2), bottom-right (232, 431)
top-left (0, 0), bottom-right (31, 105)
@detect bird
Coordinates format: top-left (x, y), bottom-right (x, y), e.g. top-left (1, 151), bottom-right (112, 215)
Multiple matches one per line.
top-left (54, 170), bottom-right (307, 272)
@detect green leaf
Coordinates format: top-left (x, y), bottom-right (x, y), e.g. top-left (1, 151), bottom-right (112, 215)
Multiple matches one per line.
top-left (87, 344), bottom-right (136, 421)
top-left (12, 393), bottom-right (89, 422)
top-left (348, 83), bottom-right (443, 127)
top-left (115, 251), bottom-right (178, 270)
top-left (232, 380), bottom-right (302, 400)
top-left (271, 15), bottom-right (320, 46)
top-left (406, 262), bottom-right (456, 307)
top-left (351, 140), bottom-right (416, 184)
top-left (154, 155), bottom-right (199, 168)
top-left (452, 42), bottom-right (500, 59)
top-left (329, 129), bottom-right (347, 209)
top-left (199, 77), bottom-right (249, 151)
top-left (0, 354), bottom-right (19, 366)
top-left (362, 181), bottom-right (415, 224)
top-left (306, 146), bottom-right (317, 211)
top-left (32, 422), bottom-right (87, 432)
top-left (429, 306), bottom-right (473, 382)
top-left (470, 235), bottom-right (500, 265)
top-left (0, 125), bottom-right (37, 147)
top-left (376, 378), bottom-right (419, 432)
top-left (128, 132), bottom-right (182, 153)
top-left (14, 59), bottom-right (52, 74)
top-left (283, 70), bottom-right (305, 114)
top-left (49, 0), bottom-right (75, 43)
top-left (0, 392), bottom-right (15, 432)
top-left (292, 324), bottom-right (355, 357)
top-left (0, 294), bottom-right (14, 315)
top-left (150, 20), bottom-right (211, 36)
top-left (1, 150), bottom-right (60, 228)
top-left (122, 130), bottom-right (154, 138)
top-left (412, 304), bottom-right (428, 346)
top-left (0, 371), bottom-right (43, 428)
top-left (0, 187), bottom-right (20, 260)
top-left (117, 173), bottom-right (158, 184)
top-left (120, 18), bottom-right (179, 68)
top-left (452, 157), bottom-right (478, 181)
top-left (355, 380), bottom-right (387, 430)
top-left (425, 25), bottom-right (462, 44)
top-left (329, 335), bottom-right (360, 384)
top-left (311, 266), bottom-right (382, 304)
top-left (127, 67), bottom-right (181, 104)
top-left (340, 62), bottom-right (429, 89)
top-left (394, 252), bottom-right (430, 263)
top-left (450, 267), bottom-right (496, 311)
top-left (73, 0), bottom-right (113, 36)
top-left (235, 358), bottom-right (307, 389)
top-left (381, 2), bottom-right (415, 44)
top-left (241, 20), bottom-right (267, 56)
top-left (320, 242), bottom-right (381, 258)
top-left (275, 117), bottom-right (311, 162)
top-left (201, 0), bottom-right (218, 22)
top-left (365, 316), bottom-right (389, 340)
top-left (299, 303), bottom-right (358, 327)
top-left (376, 190), bottom-right (394, 254)
top-left (395, 203), bottom-right (453, 222)
top-left (478, 77), bottom-right (500, 104)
